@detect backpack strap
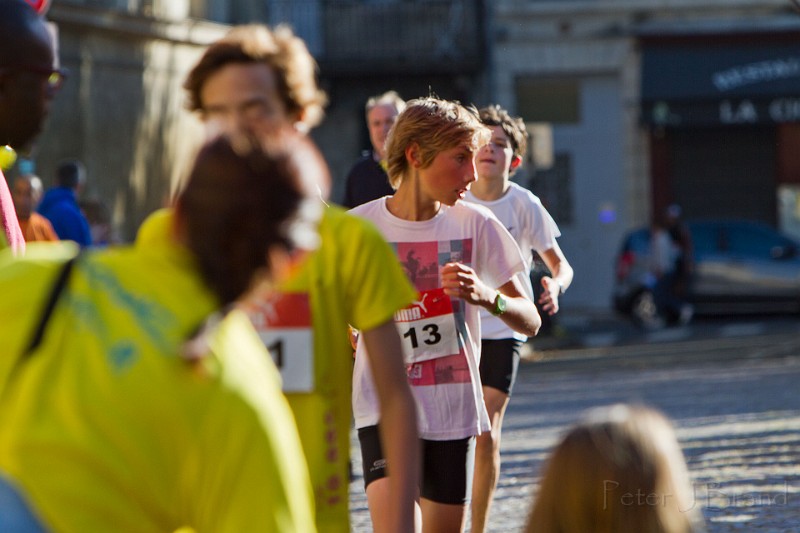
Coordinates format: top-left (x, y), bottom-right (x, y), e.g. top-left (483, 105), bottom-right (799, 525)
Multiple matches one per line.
top-left (23, 254), bottom-right (79, 357)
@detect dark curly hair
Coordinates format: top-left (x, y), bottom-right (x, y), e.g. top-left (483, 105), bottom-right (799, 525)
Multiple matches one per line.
top-left (478, 105), bottom-right (528, 173)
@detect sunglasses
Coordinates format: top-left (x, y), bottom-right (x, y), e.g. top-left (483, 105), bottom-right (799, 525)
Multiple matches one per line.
top-left (0, 65), bottom-right (68, 92)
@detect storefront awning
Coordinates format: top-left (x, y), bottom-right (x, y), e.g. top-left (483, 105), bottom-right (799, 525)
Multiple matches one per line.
top-left (641, 43), bottom-right (800, 127)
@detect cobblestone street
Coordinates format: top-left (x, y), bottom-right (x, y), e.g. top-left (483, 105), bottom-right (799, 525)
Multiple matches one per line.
top-left (349, 332), bottom-right (800, 532)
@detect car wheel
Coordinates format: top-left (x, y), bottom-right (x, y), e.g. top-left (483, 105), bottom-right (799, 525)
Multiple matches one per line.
top-left (631, 290), bottom-right (663, 330)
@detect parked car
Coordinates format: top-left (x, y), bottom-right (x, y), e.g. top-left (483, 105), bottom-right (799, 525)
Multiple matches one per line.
top-left (613, 219), bottom-right (800, 327)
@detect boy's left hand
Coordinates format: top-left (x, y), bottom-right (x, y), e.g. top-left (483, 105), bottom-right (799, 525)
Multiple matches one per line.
top-left (538, 276), bottom-right (560, 315)
top-left (441, 262), bottom-right (493, 308)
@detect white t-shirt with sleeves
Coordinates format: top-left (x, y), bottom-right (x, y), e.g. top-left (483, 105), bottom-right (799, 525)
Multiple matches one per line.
top-left (349, 197), bottom-right (527, 440)
top-left (465, 182), bottom-right (562, 340)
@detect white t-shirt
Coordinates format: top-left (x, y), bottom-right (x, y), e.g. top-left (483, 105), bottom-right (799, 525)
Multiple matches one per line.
top-left (465, 182), bottom-right (561, 340)
top-left (349, 197), bottom-right (527, 440)
top-left (649, 228), bottom-right (678, 276)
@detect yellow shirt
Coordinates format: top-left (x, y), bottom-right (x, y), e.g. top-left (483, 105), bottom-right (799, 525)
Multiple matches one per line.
top-left (243, 206), bottom-right (417, 532)
top-left (0, 211), bottom-right (315, 532)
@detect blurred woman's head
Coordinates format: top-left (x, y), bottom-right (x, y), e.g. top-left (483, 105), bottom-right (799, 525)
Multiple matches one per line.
top-left (527, 404), bottom-right (703, 533)
top-left (176, 129), bottom-right (325, 306)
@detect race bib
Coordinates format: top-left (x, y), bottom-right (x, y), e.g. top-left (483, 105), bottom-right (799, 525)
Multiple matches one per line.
top-left (248, 292), bottom-right (314, 393)
top-left (394, 288), bottom-right (460, 364)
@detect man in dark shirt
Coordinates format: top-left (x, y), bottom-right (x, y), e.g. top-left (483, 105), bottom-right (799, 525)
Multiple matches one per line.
top-left (0, 0), bottom-right (61, 253)
top-left (342, 91), bottom-right (404, 208)
top-left (38, 159), bottom-right (92, 246)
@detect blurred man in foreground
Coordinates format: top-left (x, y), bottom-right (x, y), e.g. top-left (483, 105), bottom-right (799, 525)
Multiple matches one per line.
top-left (183, 25), bottom-right (419, 533)
top-left (0, 0), bottom-right (62, 253)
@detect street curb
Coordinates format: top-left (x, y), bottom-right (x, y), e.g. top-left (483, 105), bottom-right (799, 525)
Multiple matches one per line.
top-left (522, 332), bottom-right (800, 369)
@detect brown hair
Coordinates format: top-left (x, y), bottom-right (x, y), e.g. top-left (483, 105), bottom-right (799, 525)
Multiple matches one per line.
top-left (479, 105), bottom-right (528, 169)
top-left (526, 404), bottom-right (702, 533)
top-left (176, 129), bottom-right (324, 306)
top-left (183, 24), bottom-right (327, 130)
top-left (384, 97), bottom-right (489, 189)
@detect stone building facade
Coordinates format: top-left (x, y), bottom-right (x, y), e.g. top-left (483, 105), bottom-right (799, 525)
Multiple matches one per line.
top-left (491, 0), bottom-right (800, 308)
top-left (36, 1), bottom-right (225, 240)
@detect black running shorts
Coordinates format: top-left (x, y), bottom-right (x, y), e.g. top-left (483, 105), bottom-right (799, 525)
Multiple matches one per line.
top-left (358, 424), bottom-right (476, 505)
top-left (478, 338), bottom-right (523, 396)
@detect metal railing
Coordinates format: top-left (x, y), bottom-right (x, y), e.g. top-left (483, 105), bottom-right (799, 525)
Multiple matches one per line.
top-left (54, 0), bottom-right (485, 73)
top-left (319, 0), bottom-right (484, 73)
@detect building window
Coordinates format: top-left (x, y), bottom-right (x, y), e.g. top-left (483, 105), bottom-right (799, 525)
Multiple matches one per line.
top-left (529, 152), bottom-right (573, 226)
top-left (515, 77), bottom-right (580, 124)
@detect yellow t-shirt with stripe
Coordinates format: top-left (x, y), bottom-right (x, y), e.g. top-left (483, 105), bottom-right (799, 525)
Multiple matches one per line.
top-left (0, 211), bottom-right (315, 532)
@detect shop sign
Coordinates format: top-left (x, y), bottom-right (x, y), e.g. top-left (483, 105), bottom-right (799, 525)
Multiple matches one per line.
top-left (720, 98), bottom-right (800, 124)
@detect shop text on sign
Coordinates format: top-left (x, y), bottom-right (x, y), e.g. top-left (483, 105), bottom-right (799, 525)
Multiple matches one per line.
top-left (721, 98), bottom-right (800, 124)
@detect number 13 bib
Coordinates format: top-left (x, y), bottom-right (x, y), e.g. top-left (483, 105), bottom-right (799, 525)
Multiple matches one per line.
top-left (394, 288), bottom-right (461, 364)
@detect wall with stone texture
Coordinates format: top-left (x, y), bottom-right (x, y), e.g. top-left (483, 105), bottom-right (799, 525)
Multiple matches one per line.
top-left (30, 4), bottom-right (226, 242)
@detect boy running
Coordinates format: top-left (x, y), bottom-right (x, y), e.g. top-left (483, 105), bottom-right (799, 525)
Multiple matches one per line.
top-left (351, 97), bottom-right (541, 532)
top-left (465, 104), bottom-right (573, 533)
